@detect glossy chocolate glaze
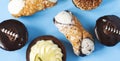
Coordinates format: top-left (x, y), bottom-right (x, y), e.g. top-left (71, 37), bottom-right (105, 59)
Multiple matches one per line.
top-left (95, 15), bottom-right (120, 46)
top-left (0, 19), bottom-right (28, 51)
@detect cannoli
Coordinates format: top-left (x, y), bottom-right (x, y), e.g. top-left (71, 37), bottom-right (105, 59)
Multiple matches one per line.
top-left (72, 0), bottom-right (102, 10)
top-left (0, 19), bottom-right (28, 51)
top-left (95, 15), bottom-right (120, 46)
top-left (54, 10), bottom-right (94, 56)
top-left (8, 0), bottom-right (57, 17)
top-left (26, 35), bottom-right (66, 61)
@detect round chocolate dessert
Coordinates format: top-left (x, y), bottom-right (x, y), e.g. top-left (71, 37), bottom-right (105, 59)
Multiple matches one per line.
top-left (95, 15), bottom-right (120, 46)
top-left (26, 35), bottom-right (66, 61)
top-left (0, 19), bottom-right (28, 51)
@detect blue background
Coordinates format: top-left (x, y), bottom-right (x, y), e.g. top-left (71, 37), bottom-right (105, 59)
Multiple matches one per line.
top-left (0, 0), bottom-right (120, 61)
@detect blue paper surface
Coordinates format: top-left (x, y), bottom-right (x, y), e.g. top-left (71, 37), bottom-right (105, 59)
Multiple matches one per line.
top-left (0, 0), bottom-right (120, 61)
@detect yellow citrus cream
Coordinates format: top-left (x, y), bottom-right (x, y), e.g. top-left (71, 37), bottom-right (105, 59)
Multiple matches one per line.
top-left (30, 40), bottom-right (63, 61)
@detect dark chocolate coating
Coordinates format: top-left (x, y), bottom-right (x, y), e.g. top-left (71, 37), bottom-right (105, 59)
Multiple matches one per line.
top-left (0, 19), bottom-right (28, 51)
top-left (95, 15), bottom-right (120, 46)
top-left (0, 31), bottom-right (10, 49)
top-left (26, 35), bottom-right (66, 61)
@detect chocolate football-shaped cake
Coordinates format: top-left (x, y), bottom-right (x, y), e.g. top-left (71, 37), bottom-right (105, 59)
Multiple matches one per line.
top-left (95, 15), bottom-right (120, 46)
top-left (26, 35), bottom-right (66, 61)
top-left (0, 19), bottom-right (28, 51)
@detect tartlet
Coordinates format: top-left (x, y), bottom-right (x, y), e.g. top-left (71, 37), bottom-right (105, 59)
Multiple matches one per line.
top-left (26, 35), bottom-right (66, 61)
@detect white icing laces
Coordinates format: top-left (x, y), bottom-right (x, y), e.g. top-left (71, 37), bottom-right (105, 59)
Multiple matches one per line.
top-left (104, 22), bottom-right (120, 35)
top-left (1, 28), bottom-right (18, 41)
top-left (8, 0), bottom-right (25, 14)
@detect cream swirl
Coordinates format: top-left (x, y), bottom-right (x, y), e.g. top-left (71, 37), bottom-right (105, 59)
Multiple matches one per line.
top-left (30, 40), bottom-right (63, 61)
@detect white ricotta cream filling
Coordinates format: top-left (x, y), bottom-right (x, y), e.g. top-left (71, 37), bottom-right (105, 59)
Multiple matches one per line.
top-left (8, 0), bottom-right (25, 14)
top-left (55, 11), bottom-right (73, 24)
top-left (81, 38), bottom-right (94, 55)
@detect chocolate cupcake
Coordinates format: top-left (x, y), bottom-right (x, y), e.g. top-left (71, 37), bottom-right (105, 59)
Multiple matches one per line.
top-left (95, 15), bottom-right (120, 46)
top-left (0, 19), bottom-right (28, 51)
top-left (72, 0), bottom-right (102, 10)
top-left (26, 35), bottom-right (66, 61)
